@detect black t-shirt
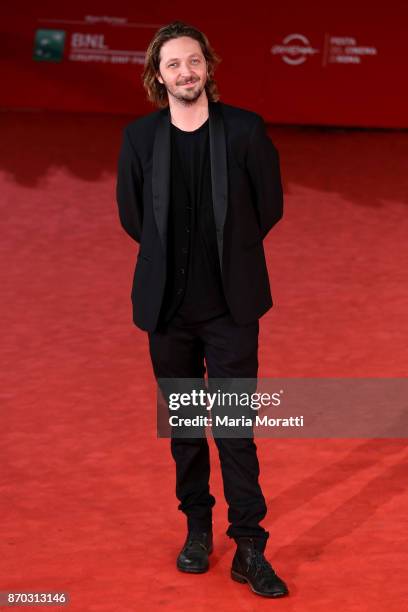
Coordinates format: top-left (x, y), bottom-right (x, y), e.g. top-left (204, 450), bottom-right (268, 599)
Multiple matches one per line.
top-left (159, 118), bottom-right (228, 324)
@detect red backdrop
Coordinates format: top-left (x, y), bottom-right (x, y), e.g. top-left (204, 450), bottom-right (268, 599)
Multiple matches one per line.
top-left (1, 1), bottom-right (407, 127)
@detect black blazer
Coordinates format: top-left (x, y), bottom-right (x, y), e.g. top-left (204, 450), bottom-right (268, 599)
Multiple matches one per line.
top-left (116, 100), bottom-right (283, 332)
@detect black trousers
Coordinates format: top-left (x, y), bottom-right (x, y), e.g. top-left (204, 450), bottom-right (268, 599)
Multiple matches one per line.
top-left (148, 309), bottom-right (269, 545)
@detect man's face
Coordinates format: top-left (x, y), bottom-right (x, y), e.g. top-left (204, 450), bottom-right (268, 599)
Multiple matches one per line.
top-left (156, 36), bottom-right (207, 105)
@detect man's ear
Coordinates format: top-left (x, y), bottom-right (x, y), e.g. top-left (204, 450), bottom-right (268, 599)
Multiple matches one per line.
top-left (156, 72), bottom-right (163, 85)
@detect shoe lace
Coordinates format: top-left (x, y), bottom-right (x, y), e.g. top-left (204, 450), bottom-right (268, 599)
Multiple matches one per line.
top-left (186, 533), bottom-right (208, 551)
top-left (251, 550), bottom-right (277, 577)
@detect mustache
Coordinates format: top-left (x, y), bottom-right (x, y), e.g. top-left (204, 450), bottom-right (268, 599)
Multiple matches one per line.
top-left (178, 78), bottom-right (198, 85)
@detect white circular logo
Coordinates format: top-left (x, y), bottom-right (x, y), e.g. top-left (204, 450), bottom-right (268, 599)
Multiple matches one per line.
top-left (271, 34), bottom-right (320, 65)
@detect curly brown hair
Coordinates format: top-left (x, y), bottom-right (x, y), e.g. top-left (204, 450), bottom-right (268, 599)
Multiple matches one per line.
top-left (142, 20), bottom-right (222, 108)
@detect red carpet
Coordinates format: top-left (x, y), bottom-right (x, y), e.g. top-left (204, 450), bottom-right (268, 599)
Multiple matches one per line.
top-left (1, 110), bottom-right (407, 610)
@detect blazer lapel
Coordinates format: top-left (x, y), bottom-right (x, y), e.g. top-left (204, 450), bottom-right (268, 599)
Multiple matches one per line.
top-left (209, 101), bottom-right (228, 271)
top-left (152, 107), bottom-right (171, 259)
top-left (151, 101), bottom-right (228, 270)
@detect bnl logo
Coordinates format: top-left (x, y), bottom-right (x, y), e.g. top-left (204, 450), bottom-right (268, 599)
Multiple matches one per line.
top-left (33, 29), bottom-right (66, 62)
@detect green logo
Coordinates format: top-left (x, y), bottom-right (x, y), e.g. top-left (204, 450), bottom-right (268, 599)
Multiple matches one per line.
top-left (33, 29), bottom-right (66, 62)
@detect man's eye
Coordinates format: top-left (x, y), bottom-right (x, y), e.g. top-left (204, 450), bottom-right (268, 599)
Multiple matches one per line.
top-left (168, 59), bottom-right (199, 68)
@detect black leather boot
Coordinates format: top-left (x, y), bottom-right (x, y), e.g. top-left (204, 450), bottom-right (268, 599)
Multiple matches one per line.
top-left (231, 537), bottom-right (289, 597)
top-left (177, 530), bottom-right (213, 573)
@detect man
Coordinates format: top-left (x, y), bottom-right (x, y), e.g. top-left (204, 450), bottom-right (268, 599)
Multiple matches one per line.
top-left (116, 21), bottom-right (289, 598)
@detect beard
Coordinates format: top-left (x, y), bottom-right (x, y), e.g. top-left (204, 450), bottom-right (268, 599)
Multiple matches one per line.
top-left (165, 79), bottom-right (206, 106)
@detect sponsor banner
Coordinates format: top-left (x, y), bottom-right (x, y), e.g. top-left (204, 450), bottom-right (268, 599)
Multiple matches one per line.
top-left (1, 3), bottom-right (407, 126)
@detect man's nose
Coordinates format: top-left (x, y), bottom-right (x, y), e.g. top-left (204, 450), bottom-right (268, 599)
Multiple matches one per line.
top-left (179, 63), bottom-right (195, 77)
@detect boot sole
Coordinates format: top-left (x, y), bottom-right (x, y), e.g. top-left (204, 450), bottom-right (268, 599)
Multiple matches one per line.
top-left (231, 569), bottom-right (289, 598)
top-left (177, 564), bottom-right (209, 574)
